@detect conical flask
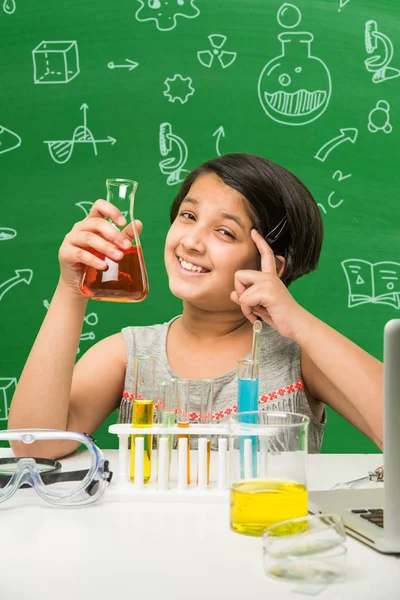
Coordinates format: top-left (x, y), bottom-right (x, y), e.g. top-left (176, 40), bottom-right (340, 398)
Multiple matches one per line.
top-left (80, 178), bottom-right (149, 302)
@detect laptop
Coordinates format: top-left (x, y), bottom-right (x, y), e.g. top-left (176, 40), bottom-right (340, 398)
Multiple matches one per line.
top-left (309, 319), bottom-right (400, 554)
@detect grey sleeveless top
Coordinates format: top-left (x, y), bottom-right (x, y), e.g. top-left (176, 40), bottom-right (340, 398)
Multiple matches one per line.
top-left (117, 316), bottom-right (326, 453)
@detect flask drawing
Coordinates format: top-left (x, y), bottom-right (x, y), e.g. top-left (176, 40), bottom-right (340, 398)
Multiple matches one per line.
top-left (258, 31), bottom-right (331, 126)
top-left (80, 178), bottom-right (149, 302)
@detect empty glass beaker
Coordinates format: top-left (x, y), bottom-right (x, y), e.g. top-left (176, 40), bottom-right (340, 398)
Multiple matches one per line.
top-left (80, 178), bottom-right (149, 302)
top-left (229, 410), bottom-right (309, 536)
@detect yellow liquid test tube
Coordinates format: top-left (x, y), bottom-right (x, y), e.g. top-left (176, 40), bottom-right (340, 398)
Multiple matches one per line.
top-left (129, 356), bottom-right (156, 485)
top-left (130, 399), bottom-right (154, 484)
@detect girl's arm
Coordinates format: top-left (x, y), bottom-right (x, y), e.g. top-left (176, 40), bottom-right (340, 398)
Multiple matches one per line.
top-left (8, 200), bottom-right (138, 459)
top-left (8, 280), bottom-right (127, 459)
top-left (298, 316), bottom-right (383, 448)
top-left (232, 228), bottom-right (384, 448)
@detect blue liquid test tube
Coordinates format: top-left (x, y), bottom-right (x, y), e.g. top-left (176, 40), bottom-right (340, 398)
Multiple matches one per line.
top-left (238, 359), bottom-right (259, 478)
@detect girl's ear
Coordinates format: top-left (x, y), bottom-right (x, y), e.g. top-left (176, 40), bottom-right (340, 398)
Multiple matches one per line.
top-left (275, 255), bottom-right (286, 279)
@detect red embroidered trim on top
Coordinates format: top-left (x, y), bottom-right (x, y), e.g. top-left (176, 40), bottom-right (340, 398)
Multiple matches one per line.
top-left (122, 377), bottom-right (304, 423)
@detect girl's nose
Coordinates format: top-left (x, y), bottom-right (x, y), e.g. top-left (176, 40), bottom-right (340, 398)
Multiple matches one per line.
top-left (180, 228), bottom-right (207, 254)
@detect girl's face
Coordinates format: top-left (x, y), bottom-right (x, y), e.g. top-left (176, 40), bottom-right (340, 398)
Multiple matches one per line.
top-left (164, 173), bottom-right (259, 311)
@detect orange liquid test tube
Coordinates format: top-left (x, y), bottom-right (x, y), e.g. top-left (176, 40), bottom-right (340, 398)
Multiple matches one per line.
top-left (176, 379), bottom-right (191, 485)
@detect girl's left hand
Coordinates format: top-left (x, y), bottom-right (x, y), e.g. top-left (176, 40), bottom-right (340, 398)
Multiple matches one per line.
top-left (230, 229), bottom-right (309, 341)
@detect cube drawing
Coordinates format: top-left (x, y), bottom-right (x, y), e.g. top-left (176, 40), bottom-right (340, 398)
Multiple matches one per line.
top-left (33, 40), bottom-right (80, 84)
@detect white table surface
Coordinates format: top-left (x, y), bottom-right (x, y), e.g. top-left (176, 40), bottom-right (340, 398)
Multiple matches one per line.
top-left (0, 450), bottom-right (399, 600)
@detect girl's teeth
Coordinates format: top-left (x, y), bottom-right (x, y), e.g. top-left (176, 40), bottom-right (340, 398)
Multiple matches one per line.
top-left (179, 258), bottom-right (205, 273)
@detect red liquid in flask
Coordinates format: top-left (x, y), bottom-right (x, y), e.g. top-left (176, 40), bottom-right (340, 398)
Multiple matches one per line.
top-left (80, 245), bottom-right (148, 302)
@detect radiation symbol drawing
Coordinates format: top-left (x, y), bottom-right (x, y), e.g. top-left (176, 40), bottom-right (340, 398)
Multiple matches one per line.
top-left (257, 3), bottom-right (331, 126)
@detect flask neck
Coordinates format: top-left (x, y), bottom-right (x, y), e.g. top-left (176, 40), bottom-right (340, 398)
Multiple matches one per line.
top-left (106, 178), bottom-right (138, 225)
top-left (278, 32), bottom-right (313, 57)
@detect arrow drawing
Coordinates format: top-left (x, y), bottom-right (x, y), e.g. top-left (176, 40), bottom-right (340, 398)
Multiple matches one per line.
top-left (43, 104), bottom-right (116, 164)
top-left (212, 126), bottom-right (225, 156)
top-left (0, 269), bottom-right (33, 301)
top-left (338, 0), bottom-right (351, 11)
top-left (107, 59), bottom-right (139, 71)
top-left (314, 128), bottom-right (358, 162)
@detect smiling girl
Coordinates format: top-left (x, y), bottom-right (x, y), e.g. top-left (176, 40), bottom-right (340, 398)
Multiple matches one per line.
top-left (9, 154), bottom-right (383, 458)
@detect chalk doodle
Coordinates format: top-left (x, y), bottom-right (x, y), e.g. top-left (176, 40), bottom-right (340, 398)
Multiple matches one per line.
top-left (258, 3), bottom-right (331, 126)
top-left (338, 0), bottom-right (351, 11)
top-left (0, 378), bottom-right (16, 421)
top-left (107, 59), bottom-right (139, 71)
top-left (212, 126), bottom-right (225, 156)
top-left (332, 170), bottom-right (352, 182)
top-left (0, 228), bottom-right (17, 241)
top-left (342, 259), bottom-right (400, 309)
top-left (135, 0), bottom-right (200, 32)
top-left (365, 20), bottom-right (400, 84)
top-left (314, 128), bottom-right (358, 162)
top-left (159, 122), bottom-right (189, 185)
top-left (33, 41), bottom-right (80, 84)
top-left (0, 124), bottom-right (21, 155)
top-left (163, 74), bottom-right (195, 104)
top-left (197, 35), bottom-right (237, 69)
top-left (43, 104), bottom-right (116, 164)
top-left (3, 0), bottom-right (16, 14)
top-left (368, 100), bottom-right (392, 134)
top-left (0, 270), bottom-right (33, 301)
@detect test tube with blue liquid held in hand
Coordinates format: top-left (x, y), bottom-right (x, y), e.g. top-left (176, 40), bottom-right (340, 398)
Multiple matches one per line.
top-left (238, 359), bottom-right (259, 478)
top-left (130, 356), bottom-right (156, 485)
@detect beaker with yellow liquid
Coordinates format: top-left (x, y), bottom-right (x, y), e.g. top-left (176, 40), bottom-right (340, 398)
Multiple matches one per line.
top-left (80, 178), bottom-right (149, 302)
top-left (229, 411), bottom-right (309, 536)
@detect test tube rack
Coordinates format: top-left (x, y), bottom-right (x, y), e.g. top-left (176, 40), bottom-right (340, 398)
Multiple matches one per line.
top-left (108, 423), bottom-right (231, 503)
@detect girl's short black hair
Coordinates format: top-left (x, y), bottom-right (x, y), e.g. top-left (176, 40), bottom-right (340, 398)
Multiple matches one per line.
top-left (169, 153), bottom-right (323, 287)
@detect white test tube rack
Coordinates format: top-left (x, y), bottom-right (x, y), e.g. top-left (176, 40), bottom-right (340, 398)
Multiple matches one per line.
top-left (108, 423), bottom-right (231, 503)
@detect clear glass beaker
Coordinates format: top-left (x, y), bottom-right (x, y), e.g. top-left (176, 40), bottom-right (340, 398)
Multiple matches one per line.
top-left (130, 356), bottom-right (156, 485)
top-left (229, 410), bottom-right (309, 536)
top-left (80, 178), bottom-right (149, 302)
top-left (263, 514), bottom-right (347, 584)
top-left (258, 32), bottom-right (331, 126)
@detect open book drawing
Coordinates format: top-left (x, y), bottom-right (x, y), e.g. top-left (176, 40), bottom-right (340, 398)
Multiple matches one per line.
top-left (342, 259), bottom-right (400, 309)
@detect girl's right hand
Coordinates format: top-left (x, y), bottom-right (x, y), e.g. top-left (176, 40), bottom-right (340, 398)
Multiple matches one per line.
top-left (58, 199), bottom-right (143, 294)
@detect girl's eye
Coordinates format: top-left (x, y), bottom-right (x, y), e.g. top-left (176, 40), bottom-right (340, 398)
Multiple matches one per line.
top-left (218, 229), bottom-right (235, 239)
top-left (179, 211), bottom-right (195, 220)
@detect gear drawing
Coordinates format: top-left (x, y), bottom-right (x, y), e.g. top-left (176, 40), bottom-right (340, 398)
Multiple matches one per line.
top-left (197, 34), bottom-right (237, 69)
top-left (163, 74), bottom-right (195, 104)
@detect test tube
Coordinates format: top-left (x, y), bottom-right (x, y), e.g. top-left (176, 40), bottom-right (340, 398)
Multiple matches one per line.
top-left (157, 380), bottom-right (176, 483)
top-left (130, 356), bottom-right (156, 485)
top-left (238, 359), bottom-right (259, 478)
top-left (176, 379), bottom-right (191, 485)
top-left (198, 379), bottom-right (214, 486)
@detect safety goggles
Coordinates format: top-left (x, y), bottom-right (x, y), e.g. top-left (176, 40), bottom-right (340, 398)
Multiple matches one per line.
top-left (0, 429), bottom-right (112, 507)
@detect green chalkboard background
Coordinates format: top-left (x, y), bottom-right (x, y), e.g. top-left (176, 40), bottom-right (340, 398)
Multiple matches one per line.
top-left (1, 0), bottom-right (399, 452)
